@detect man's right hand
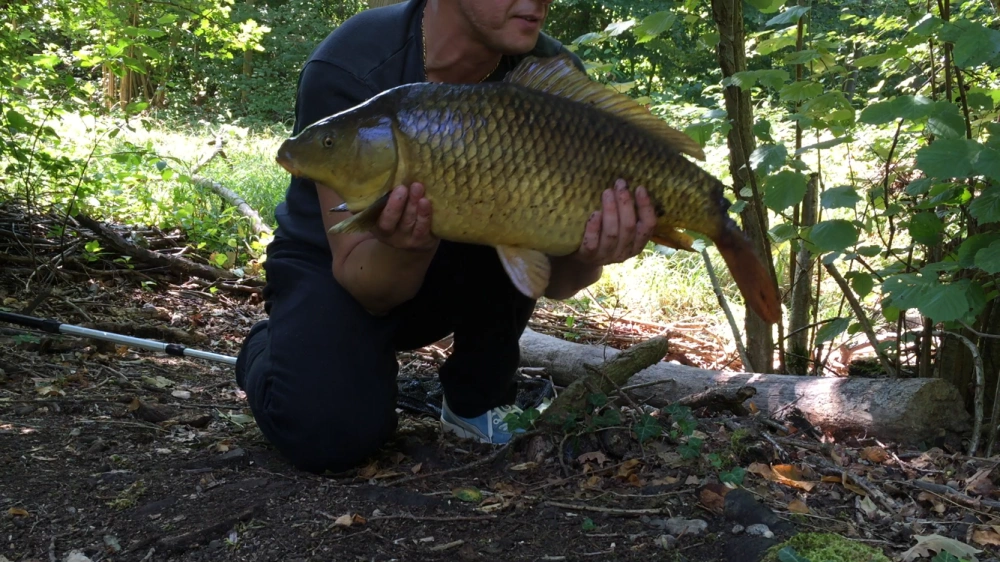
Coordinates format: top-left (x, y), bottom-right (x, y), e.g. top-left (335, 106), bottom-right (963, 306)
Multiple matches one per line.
top-left (319, 181), bottom-right (440, 315)
top-left (371, 183), bottom-right (439, 253)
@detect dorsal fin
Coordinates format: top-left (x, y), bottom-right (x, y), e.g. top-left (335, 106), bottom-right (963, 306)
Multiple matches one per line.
top-left (505, 55), bottom-right (706, 161)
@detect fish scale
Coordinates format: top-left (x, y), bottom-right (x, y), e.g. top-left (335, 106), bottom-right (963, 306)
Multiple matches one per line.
top-left (276, 55), bottom-right (782, 323)
top-left (393, 83), bottom-right (721, 255)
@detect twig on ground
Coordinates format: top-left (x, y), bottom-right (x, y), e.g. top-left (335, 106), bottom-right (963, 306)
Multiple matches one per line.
top-left (905, 479), bottom-right (1000, 512)
top-left (544, 501), bottom-right (671, 517)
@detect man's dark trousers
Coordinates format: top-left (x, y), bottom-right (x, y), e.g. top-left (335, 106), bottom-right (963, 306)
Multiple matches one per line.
top-left (235, 235), bottom-right (536, 473)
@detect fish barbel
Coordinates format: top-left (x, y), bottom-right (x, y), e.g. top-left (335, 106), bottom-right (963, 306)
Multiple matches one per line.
top-left (276, 55), bottom-right (781, 323)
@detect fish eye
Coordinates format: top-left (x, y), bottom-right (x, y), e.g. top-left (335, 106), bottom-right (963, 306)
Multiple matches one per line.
top-left (322, 136), bottom-right (334, 148)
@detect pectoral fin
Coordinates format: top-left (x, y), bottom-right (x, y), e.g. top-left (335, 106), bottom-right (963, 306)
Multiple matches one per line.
top-left (328, 192), bottom-right (391, 235)
top-left (496, 246), bottom-right (551, 299)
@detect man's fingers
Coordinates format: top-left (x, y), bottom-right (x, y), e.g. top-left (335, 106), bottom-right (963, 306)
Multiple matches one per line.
top-left (412, 197), bottom-right (433, 240)
top-left (378, 185), bottom-right (409, 232)
top-left (598, 188), bottom-right (619, 258)
top-left (633, 186), bottom-right (656, 255)
top-left (614, 179), bottom-right (636, 260)
top-left (579, 211), bottom-right (602, 258)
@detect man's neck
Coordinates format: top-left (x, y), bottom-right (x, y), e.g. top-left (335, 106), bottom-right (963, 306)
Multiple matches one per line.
top-left (422, 0), bottom-right (503, 84)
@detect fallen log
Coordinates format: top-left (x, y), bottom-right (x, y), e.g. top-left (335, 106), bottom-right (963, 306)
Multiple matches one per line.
top-left (518, 329), bottom-right (971, 445)
top-left (190, 176), bottom-right (273, 237)
top-left (77, 215), bottom-right (235, 281)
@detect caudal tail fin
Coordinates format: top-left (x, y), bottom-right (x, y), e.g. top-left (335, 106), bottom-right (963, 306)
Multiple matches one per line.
top-left (715, 226), bottom-right (782, 324)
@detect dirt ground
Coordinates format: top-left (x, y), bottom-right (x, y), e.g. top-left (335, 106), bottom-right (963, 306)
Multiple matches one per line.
top-left (3, 208), bottom-right (1000, 562)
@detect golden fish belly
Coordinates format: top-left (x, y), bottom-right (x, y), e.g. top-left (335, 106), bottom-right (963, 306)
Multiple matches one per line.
top-left (393, 84), bottom-right (727, 253)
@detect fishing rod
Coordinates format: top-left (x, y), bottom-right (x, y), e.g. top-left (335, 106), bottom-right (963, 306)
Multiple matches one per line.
top-left (0, 311), bottom-right (238, 365)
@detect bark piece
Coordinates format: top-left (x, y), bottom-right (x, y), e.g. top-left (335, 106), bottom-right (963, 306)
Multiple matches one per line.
top-left (538, 336), bottom-right (668, 428)
top-left (519, 329), bottom-right (971, 445)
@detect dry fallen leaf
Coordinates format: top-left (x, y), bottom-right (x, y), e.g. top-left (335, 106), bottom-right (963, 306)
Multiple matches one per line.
top-left (860, 446), bottom-right (889, 464)
top-left (856, 495), bottom-right (878, 518)
top-left (698, 483), bottom-right (728, 514)
top-left (8, 507), bottom-right (29, 517)
top-left (508, 461), bottom-right (537, 471)
top-left (358, 462), bottom-right (379, 479)
top-left (787, 498), bottom-right (810, 514)
top-left (332, 513), bottom-right (366, 528)
top-left (901, 533), bottom-right (982, 562)
top-left (965, 467), bottom-right (996, 497)
top-left (577, 451), bottom-right (608, 466)
top-left (410, 462), bottom-right (422, 474)
top-left (972, 527), bottom-right (1000, 547)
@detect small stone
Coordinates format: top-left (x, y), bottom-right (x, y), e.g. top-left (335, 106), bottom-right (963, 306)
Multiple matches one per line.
top-left (171, 390), bottom-right (192, 400)
top-left (655, 535), bottom-right (677, 550)
top-left (63, 552), bottom-right (93, 562)
top-left (665, 517), bottom-right (709, 536)
top-left (731, 524), bottom-right (745, 534)
top-left (745, 524), bottom-right (774, 538)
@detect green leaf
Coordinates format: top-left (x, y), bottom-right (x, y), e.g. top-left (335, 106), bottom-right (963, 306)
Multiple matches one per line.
top-left (782, 49), bottom-right (820, 66)
top-left (975, 241), bottom-right (1000, 274)
top-left (859, 95), bottom-right (934, 124)
top-left (949, 19), bottom-right (1000, 68)
top-left (769, 223), bottom-right (798, 243)
top-left (926, 102), bottom-right (966, 139)
top-left (452, 487), bottom-right (482, 503)
top-left (884, 275), bottom-right (972, 323)
top-left (909, 212), bottom-right (944, 245)
top-left (84, 240), bottom-right (102, 253)
top-left (779, 81), bottom-right (824, 103)
top-left (749, 144), bottom-right (787, 175)
top-left (858, 245), bottom-right (881, 257)
top-left (5, 109), bottom-right (30, 132)
top-left (915, 139), bottom-right (980, 178)
top-left (723, 70), bottom-right (789, 91)
top-left (604, 19), bottom-right (635, 37)
top-left (633, 11), bottom-right (676, 43)
top-left (766, 6), bottom-right (810, 26)
top-left (854, 53), bottom-right (892, 68)
top-left (795, 136), bottom-right (851, 155)
top-left (763, 171), bottom-right (808, 212)
top-left (850, 273), bottom-right (874, 298)
top-left (821, 186), bottom-right (861, 209)
top-left (634, 414), bottom-right (661, 443)
top-left (975, 147), bottom-right (1000, 181)
top-left (970, 185), bottom-right (1000, 224)
top-left (719, 467), bottom-right (746, 485)
top-left (581, 518), bottom-right (597, 531)
top-left (808, 220), bottom-right (858, 252)
top-left (958, 233), bottom-right (1000, 267)
top-left (816, 317), bottom-right (851, 344)
top-left (905, 178), bottom-right (934, 196)
top-left (747, 0), bottom-right (786, 13)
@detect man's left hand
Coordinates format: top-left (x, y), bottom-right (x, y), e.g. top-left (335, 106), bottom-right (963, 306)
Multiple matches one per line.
top-left (572, 178), bottom-right (657, 266)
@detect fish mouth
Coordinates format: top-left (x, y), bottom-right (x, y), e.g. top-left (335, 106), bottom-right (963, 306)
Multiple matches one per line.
top-left (275, 148), bottom-right (301, 177)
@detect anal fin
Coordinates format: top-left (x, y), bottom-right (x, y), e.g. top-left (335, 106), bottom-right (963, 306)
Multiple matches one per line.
top-left (496, 245), bottom-right (551, 299)
top-left (651, 229), bottom-right (695, 251)
top-left (328, 192), bottom-right (391, 236)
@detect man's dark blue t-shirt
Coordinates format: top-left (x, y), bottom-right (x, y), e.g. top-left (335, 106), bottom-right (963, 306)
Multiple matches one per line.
top-left (274, 0), bottom-right (583, 251)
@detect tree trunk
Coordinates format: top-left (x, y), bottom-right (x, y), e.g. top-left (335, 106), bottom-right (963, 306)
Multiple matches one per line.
top-left (786, 174), bottom-right (819, 374)
top-left (519, 329), bottom-right (971, 446)
top-left (711, 0), bottom-right (775, 373)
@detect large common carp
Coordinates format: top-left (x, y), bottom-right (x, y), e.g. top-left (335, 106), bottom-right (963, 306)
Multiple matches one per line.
top-left (276, 55), bottom-right (781, 323)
